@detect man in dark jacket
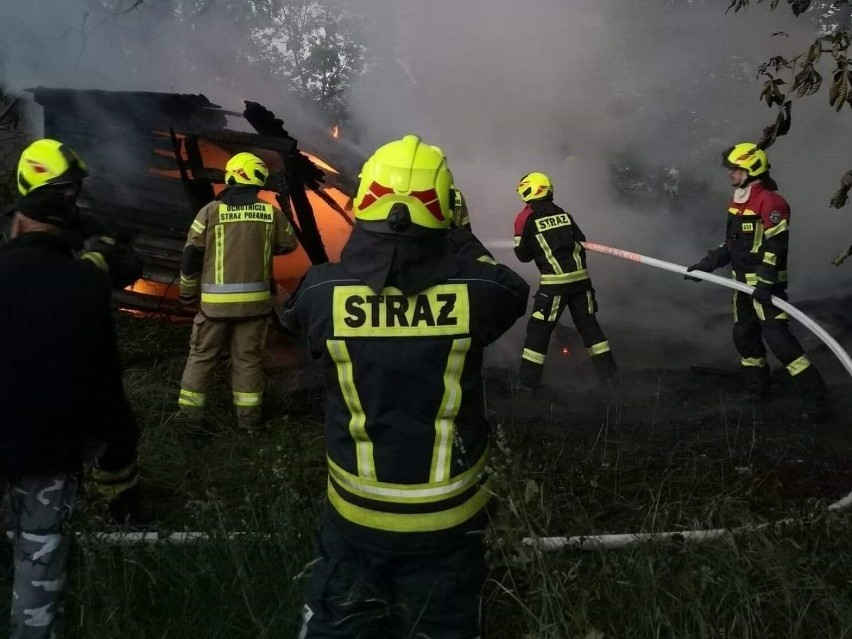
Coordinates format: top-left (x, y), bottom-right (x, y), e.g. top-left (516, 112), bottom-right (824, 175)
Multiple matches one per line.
top-left (284, 134), bottom-right (529, 638)
top-left (1, 169), bottom-right (138, 637)
top-left (686, 142), bottom-right (829, 422)
top-left (513, 171), bottom-right (617, 392)
top-left (7, 137), bottom-right (143, 290)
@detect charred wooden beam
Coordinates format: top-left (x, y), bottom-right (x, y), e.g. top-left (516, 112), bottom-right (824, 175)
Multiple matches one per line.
top-left (168, 128), bottom-right (205, 216)
top-left (183, 135), bottom-right (216, 208)
top-left (243, 100), bottom-right (328, 264)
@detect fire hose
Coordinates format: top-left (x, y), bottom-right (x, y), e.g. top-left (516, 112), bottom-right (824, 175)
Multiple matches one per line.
top-left (524, 241), bottom-right (852, 551)
top-left (3, 243), bottom-right (850, 548)
top-left (580, 242), bottom-right (852, 377)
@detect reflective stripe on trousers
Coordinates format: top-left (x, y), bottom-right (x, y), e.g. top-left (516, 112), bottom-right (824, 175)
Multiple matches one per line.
top-left (180, 314), bottom-right (267, 425)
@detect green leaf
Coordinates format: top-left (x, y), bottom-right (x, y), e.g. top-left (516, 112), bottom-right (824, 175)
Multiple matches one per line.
top-left (789, 0), bottom-right (812, 16)
top-left (777, 101), bottom-right (792, 136)
top-left (807, 40), bottom-right (822, 64)
top-left (835, 74), bottom-right (848, 112)
top-left (760, 80), bottom-right (774, 106)
top-left (829, 70), bottom-right (844, 107)
top-left (808, 70), bottom-right (823, 96)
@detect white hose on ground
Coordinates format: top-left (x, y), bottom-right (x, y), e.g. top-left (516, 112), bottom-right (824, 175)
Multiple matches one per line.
top-left (4, 244), bottom-right (849, 548)
top-left (522, 241), bottom-right (852, 551)
top-left (2, 530), bottom-right (262, 544)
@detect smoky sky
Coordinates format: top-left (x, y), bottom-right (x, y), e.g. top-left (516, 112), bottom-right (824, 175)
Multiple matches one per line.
top-left (345, 0), bottom-right (852, 372)
top-left (2, 0), bottom-right (851, 372)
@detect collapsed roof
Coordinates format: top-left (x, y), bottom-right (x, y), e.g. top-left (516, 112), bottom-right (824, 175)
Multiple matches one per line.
top-left (28, 87), bottom-right (362, 313)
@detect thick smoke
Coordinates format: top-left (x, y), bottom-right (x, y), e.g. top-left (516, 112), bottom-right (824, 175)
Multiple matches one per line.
top-left (347, 0), bottom-right (852, 373)
top-left (2, 0), bottom-right (851, 374)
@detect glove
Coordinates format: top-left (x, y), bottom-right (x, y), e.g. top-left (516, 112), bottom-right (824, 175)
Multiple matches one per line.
top-left (93, 461), bottom-right (139, 499)
top-left (751, 284), bottom-right (774, 307)
top-left (180, 291), bottom-right (200, 306)
top-left (179, 273), bottom-right (201, 306)
top-left (107, 484), bottom-right (144, 524)
top-left (684, 259), bottom-right (713, 282)
top-left (82, 236), bottom-right (144, 289)
top-left (831, 245), bottom-right (852, 267)
top-left (830, 188), bottom-right (849, 209)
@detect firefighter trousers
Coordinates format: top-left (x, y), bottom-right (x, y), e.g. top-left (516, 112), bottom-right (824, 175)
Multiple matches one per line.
top-left (732, 290), bottom-right (826, 405)
top-left (5, 473), bottom-right (77, 639)
top-left (297, 524), bottom-right (486, 639)
top-left (179, 313), bottom-right (268, 429)
top-left (519, 288), bottom-right (616, 389)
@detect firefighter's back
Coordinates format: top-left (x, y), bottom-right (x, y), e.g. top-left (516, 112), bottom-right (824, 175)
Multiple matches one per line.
top-left (288, 252), bottom-right (528, 555)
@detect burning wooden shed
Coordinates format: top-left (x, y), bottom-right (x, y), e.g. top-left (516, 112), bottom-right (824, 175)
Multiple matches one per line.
top-left (27, 87), bottom-right (360, 313)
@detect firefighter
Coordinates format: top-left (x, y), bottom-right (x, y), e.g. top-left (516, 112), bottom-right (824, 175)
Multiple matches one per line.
top-left (1, 185), bottom-right (139, 639)
top-left (283, 134), bottom-right (529, 638)
top-left (10, 138), bottom-right (143, 289)
top-left (513, 171), bottom-right (617, 392)
top-left (685, 142), bottom-right (830, 422)
top-left (178, 152), bottom-right (298, 431)
top-left (452, 186), bottom-right (472, 230)
top-left (446, 185), bottom-right (498, 264)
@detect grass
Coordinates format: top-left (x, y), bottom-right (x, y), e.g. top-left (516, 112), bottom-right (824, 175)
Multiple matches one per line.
top-left (3, 312), bottom-right (852, 638)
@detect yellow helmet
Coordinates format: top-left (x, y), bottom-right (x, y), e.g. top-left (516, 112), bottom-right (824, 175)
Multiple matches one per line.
top-left (722, 143), bottom-right (768, 177)
top-left (517, 171), bottom-right (553, 202)
top-left (17, 138), bottom-right (89, 196)
top-left (353, 134), bottom-right (455, 232)
top-left (225, 152), bottom-right (269, 187)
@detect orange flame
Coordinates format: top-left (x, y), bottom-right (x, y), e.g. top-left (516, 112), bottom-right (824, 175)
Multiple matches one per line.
top-left (331, 123), bottom-right (340, 138)
top-left (146, 134), bottom-right (353, 299)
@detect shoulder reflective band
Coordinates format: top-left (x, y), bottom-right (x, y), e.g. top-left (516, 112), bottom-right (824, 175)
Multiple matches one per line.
top-left (763, 218), bottom-right (788, 238)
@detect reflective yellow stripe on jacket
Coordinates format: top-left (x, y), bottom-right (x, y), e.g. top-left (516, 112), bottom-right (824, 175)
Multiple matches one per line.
top-left (324, 285), bottom-right (488, 533)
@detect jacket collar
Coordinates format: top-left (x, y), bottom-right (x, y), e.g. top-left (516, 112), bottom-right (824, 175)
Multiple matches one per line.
top-left (220, 187), bottom-right (260, 206)
top-left (3, 231), bottom-right (76, 256)
top-left (732, 181), bottom-right (766, 204)
top-left (340, 224), bottom-right (459, 296)
top-left (529, 198), bottom-right (559, 214)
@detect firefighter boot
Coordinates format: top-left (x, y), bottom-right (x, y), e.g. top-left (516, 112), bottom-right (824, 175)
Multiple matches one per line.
top-left (517, 355), bottom-right (544, 394)
top-left (176, 405), bottom-right (208, 434)
top-left (236, 406), bottom-right (265, 432)
top-left (793, 366), bottom-right (831, 424)
top-left (591, 351), bottom-right (618, 386)
top-left (738, 364), bottom-right (771, 401)
top-left (176, 408), bottom-right (213, 449)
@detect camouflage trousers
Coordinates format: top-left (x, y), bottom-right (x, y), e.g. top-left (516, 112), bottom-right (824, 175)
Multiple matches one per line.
top-left (5, 474), bottom-right (77, 639)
